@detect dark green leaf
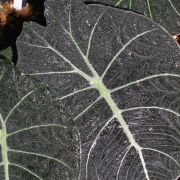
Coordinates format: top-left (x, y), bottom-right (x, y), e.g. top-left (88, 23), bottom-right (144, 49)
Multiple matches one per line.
top-left (17, 0), bottom-right (180, 179)
top-left (0, 63), bottom-right (79, 179)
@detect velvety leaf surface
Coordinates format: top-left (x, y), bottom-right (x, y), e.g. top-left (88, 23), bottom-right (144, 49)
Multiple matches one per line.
top-left (83, 0), bottom-right (180, 34)
top-left (17, 0), bottom-right (180, 179)
top-left (0, 62), bottom-right (79, 179)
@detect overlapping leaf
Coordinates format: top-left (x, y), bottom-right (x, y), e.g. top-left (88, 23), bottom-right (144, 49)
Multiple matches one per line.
top-left (17, 0), bottom-right (180, 179)
top-left (0, 63), bottom-right (78, 179)
top-left (83, 0), bottom-right (180, 34)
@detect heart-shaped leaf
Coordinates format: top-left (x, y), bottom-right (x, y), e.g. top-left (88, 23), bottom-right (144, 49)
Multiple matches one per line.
top-left (83, 0), bottom-right (180, 34)
top-left (0, 63), bottom-right (79, 179)
top-left (17, 0), bottom-right (180, 179)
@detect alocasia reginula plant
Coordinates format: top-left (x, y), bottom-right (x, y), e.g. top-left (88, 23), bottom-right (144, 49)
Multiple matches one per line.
top-left (0, 0), bottom-right (180, 179)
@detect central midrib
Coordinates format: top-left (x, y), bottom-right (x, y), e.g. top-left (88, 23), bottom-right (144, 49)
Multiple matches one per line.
top-left (91, 78), bottom-right (150, 179)
top-left (92, 79), bottom-right (140, 149)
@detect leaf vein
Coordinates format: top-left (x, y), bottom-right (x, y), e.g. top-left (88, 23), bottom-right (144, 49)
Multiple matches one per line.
top-left (5, 90), bottom-right (35, 123)
top-left (9, 149), bottom-right (71, 169)
top-left (10, 163), bottom-right (42, 180)
top-left (57, 86), bottom-right (94, 101)
top-left (74, 96), bottom-right (102, 121)
top-left (7, 124), bottom-right (67, 137)
top-left (86, 115), bottom-right (115, 178)
top-left (101, 29), bottom-right (156, 79)
top-left (143, 147), bottom-right (180, 167)
top-left (111, 73), bottom-right (180, 92)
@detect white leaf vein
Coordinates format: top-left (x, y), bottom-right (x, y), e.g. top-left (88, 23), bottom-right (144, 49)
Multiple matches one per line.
top-left (101, 29), bottom-right (156, 79)
top-left (74, 96), bottom-right (102, 121)
top-left (9, 149), bottom-right (71, 169)
top-left (86, 115), bottom-right (115, 178)
top-left (168, 0), bottom-right (180, 16)
top-left (122, 106), bottom-right (180, 117)
top-left (116, 145), bottom-right (132, 180)
top-left (57, 86), bottom-right (94, 101)
top-left (7, 124), bottom-right (67, 137)
top-left (5, 90), bottom-right (35, 123)
top-left (29, 70), bottom-right (77, 76)
top-left (86, 12), bottom-right (104, 57)
top-left (111, 73), bottom-right (180, 92)
top-left (143, 147), bottom-right (180, 167)
top-left (10, 163), bottom-right (42, 180)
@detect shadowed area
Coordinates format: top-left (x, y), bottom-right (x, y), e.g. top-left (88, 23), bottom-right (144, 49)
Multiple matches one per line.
top-left (0, 0), bottom-right (47, 65)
